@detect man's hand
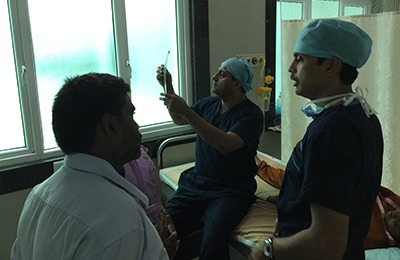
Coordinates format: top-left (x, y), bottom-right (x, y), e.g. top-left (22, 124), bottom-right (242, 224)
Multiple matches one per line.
top-left (162, 230), bottom-right (179, 259)
top-left (248, 243), bottom-right (270, 260)
top-left (161, 215), bottom-right (179, 259)
top-left (159, 93), bottom-right (190, 116)
top-left (156, 65), bottom-right (172, 91)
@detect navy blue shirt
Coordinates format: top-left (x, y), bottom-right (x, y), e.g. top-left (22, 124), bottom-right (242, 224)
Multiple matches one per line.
top-left (277, 102), bottom-right (383, 259)
top-left (178, 96), bottom-right (264, 198)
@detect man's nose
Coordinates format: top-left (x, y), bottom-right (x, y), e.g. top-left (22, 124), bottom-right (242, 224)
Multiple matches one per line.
top-left (288, 61), bottom-right (296, 73)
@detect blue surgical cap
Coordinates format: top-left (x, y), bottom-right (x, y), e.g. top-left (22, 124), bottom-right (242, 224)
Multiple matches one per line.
top-left (221, 57), bottom-right (254, 92)
top-left (294, 19), bottom-right (372, 68)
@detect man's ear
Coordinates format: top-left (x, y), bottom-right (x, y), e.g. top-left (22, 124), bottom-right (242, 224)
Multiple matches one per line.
top-left (325, 58), bottom-right (341, 75)
top-left (234, 79), bottom-right (243, 89)
top-left (100, 113), bottom-right (119, 140)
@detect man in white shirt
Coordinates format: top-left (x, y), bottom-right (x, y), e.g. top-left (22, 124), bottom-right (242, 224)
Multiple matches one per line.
top-left (11, 73), bottom-right (170, 259)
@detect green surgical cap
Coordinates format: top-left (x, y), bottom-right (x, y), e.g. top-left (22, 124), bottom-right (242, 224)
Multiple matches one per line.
top-left (294, 19), bottom-right (372, 68)
top-left (221, 57), bottom-right (254, 92)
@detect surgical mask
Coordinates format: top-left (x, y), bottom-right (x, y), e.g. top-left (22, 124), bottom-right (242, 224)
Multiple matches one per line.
top-left (301, 87), bottom-right (377, 118)
top-left (301, 103), bottom-right (324, 118)
top-left (301, 93), bottom-right (347, 118)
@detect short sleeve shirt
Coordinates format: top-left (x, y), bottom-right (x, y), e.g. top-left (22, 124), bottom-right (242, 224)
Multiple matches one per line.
top-left (181, 96), bottom-right (264, 197)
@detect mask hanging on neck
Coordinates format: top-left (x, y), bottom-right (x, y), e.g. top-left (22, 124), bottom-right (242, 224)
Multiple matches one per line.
top-left (301, 103), bottom-right (324, 118)
top-left (301, 87), bottom-right (377, 119)
top-left (301, 93), bottom-right (347, 118)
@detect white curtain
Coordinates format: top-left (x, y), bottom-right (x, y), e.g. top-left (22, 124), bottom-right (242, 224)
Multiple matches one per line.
top-left (280, 12), bottom-right (400, 194)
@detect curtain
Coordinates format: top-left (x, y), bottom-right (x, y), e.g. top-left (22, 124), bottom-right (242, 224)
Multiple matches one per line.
top-left (280, 12), bottom-right (400, 194)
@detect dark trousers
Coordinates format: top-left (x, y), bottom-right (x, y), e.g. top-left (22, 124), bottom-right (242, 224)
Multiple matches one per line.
top-left (166, 186), bottom-right (255, 260)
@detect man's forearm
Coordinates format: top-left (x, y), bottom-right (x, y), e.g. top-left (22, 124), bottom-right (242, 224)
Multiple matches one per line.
top-left (180, 109), bottom-right (244, 154)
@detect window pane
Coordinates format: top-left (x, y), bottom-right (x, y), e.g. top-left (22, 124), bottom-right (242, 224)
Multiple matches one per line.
top-left (0, 2), bottom-right (25, 151)
top-left (312, 0), bottom-right (339, 18)
top-left (344, 6), bottom-right (365, 16)
top-left (28, 0), bottom-right (116, 150)
top-left (281, 2), bottom-right (304, 20)
top-left (125, 1), bottom-right (178, 126)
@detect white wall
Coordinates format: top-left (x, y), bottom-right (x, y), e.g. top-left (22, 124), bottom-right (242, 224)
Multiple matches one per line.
top-left (0, 189), bottom-right (31, 259)
top-left (209, 0), bottom-right (265, 76)
top-left (209, 0), bottom-right (266, 108)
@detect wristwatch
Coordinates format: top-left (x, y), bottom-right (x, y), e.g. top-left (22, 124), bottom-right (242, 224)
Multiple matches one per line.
top-left (263, 237), bottom-right (274, 259)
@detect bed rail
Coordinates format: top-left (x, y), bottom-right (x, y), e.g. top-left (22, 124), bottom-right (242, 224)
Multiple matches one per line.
top-left (156, 133), bottom-right (197, 170)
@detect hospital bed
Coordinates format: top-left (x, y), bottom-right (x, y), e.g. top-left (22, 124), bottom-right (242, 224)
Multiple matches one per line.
top-left (156, 133), bottom-right (400, 259)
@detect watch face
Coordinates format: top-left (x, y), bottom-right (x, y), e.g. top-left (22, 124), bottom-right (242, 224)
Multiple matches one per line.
top-left (263, 239), bottom-right (273, 257)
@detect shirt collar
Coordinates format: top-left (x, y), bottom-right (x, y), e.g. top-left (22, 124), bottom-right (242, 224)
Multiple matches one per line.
top-left (63, 153), bottom-right (149, 206)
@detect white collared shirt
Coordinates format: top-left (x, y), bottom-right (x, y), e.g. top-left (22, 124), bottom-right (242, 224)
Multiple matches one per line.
top-left (11, 153), bottom-right (168, 260)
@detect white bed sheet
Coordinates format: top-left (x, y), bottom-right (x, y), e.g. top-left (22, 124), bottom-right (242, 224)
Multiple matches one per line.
top-left (365, 247), bottom-right (400, 260)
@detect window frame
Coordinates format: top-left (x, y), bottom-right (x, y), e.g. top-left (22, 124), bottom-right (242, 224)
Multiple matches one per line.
top-left (342, 0), bottom-right (371, 15)
top-left (3, 0), bottom-right (44, 167)
top-left (280, 0), bottom-right (371, 20)
top-left (133, 0), bottom-right (194, 141)
top-left (0, 0), bottom-right (193, 169)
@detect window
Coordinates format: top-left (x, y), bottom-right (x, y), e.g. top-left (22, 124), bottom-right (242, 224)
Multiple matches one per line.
top-left (28, 0), bottom-right (117, 150)
top-left (125, 0), bottom-right (179, 127)
top-left (0, 0), bottom-right (191, 168)
top-left (0, 1), bottom-right (24, 152)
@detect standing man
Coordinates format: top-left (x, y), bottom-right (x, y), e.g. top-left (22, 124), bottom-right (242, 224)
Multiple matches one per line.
top-left (250, 19), bottom-right (383, 260)
top-left (157, 57), bottom-right (264, 259)
top-left (11, 73), bottom-right (169, 259)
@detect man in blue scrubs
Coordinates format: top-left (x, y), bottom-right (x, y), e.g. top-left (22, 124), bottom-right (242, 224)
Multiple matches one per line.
top-left (250, 19), bottom-right (383, 260)
top-left (157, 57), bottom-right (264, 259)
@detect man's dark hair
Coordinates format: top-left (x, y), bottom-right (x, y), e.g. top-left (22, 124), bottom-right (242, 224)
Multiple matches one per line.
top-left (317, 58), bottom-right (358, 85)
top-left (52, 73), bottom-right (130, 154)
